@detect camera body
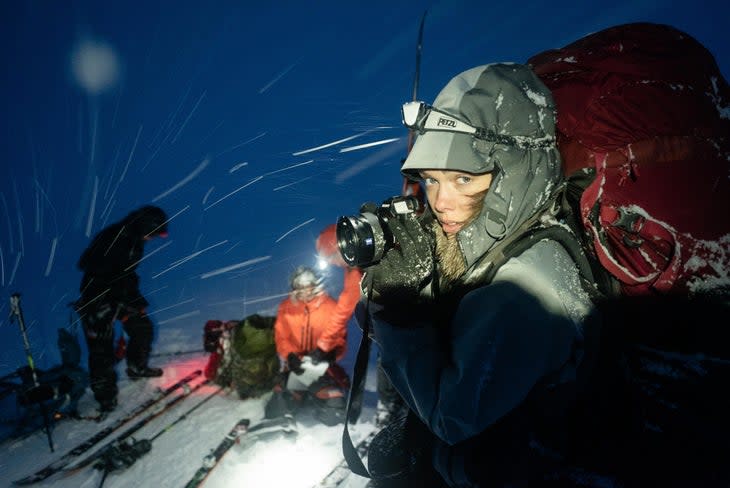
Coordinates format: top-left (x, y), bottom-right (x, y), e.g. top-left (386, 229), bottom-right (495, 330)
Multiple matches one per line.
top-left (336, 196), bottom-right (421, 267)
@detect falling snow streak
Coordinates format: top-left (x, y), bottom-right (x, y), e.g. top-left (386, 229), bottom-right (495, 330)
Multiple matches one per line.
top-left (273, 176), bottom-right (312, 191)
top-left (142, 93), bottom-right (191, 171)
top-left (208, 297), bottom-right (249, 306)
top-left (50, 293), bottom-right (68, 312)
top-left (73, 288), bottom-right (111, 313)
top-left (143, 285), bottom-right (169, 298)
top-left (44, 237), bottom-right (58, 277)
top-left (104, 225), bottom-right (126, 256)
top-left (204, 175), bottom-right (263, 210)
top-left (35, 186), bottom-right (40, 234)
top-left (202, 186), bottom-right (215, 205)
top-left (157, 310), bottom-right (200, 325)
top-left (89, 98), bottom-right (99, 168)
top-left (150, 83), bottom-right (193, 149)
top-left (224, 241), bottom-right (241, 254)
top-left (103, 144), bottom-right (122, 199)
top-left (335, 139), bottom-right (405, 184)
top-left (261, 160), bottom-right (314, 177)
top-left (146, 205), bottom-right (189, 238)
top-left (275, 218), bottom-right (315, 243)
top-left (171, 90), bottom-right (206, 144)
top-left (243, 292), bottom-right (290, 305)
top-left (124, 240), bottom-right (172, 271)
top-left (0, 192), bottom-right (14, 253)
top-left (340, 137), bottom-right (401, 153)
top-left (33, 179), bottom-right (59, 234)
top-left (217, 132), bottom-right (266, 157)
top-left (259, 61), bottom-right (299, 94)
top-left (145, 298), bottom-right (195, 317)
top-left (99, 196), bottom-right (116, 227)
top-left (152, 239), bottom-right (228, 279)
top-left (11, 179), bottom-right (25, 256)
top-left (85, 176), bottom-right (99, 237)
top-left (200, 255), bottom-right (271, 279)
top-left (292, 132), bottom-right (369, 156)
top-left (229, 162), bottom-right (248, 173)
top-left (120, 125), bottom-right (143, 183)
top-left (152, 157), bottom-right (210, 203)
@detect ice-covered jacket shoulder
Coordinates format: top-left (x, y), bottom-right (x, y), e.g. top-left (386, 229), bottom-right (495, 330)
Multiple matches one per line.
top-left (372, 238), bottom-right (591, 445)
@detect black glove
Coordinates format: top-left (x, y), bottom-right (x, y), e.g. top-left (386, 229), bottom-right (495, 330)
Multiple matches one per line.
top-left (308, 347), bottom-right (329, 365)
top-left (365, 211), bottom-right (434, 307)
top-left (286, 352), bottom-right (303, 374)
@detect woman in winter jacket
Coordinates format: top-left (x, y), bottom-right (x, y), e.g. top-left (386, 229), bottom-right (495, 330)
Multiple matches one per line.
top-left (362, 64), bottom-right (594, 486)
top-left (266, 265), bottom-right (356, 425)
top-left (274, 266), bottom-right (349, 362)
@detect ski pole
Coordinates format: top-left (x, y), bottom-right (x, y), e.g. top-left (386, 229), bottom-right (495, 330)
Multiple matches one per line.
top-left (150, 348), bottom-right (206, 358)
top-left (8, 293), bottom-right (55, 452)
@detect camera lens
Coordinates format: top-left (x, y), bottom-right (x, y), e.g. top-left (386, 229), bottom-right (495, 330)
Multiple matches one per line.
top-left (336, 212), bottom-right (385, 267)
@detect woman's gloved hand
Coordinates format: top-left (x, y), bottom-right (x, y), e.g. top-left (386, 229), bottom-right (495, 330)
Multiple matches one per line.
top-left (365, 212), bottom-right (434, 307)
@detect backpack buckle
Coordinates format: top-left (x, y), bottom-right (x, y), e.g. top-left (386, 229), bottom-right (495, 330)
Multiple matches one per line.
top-left (613, 208), bottom-right (645, 248)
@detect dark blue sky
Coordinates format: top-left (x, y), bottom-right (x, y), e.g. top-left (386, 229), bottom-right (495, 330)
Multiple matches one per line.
top-left (1, 0), bottom-right (728, 374)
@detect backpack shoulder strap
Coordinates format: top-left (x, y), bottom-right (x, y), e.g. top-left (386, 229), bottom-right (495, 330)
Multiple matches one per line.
top-left (467, 185), bottom-right (619, 302)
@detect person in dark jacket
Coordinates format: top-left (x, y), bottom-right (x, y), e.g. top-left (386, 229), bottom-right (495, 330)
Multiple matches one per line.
top-left (76, 205), bottom-right (169, 413)
top-left (359, 64), bottom-right (594, 486)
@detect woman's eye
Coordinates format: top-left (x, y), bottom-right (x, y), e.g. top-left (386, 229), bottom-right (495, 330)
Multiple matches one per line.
top-left (423, 177), bottom-right (437, 186)
top-left (456, 176), bottom-right (472, 184)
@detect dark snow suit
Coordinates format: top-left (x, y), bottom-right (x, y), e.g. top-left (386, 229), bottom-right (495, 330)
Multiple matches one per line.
top-left (77, 208), bottom-right (164, 407)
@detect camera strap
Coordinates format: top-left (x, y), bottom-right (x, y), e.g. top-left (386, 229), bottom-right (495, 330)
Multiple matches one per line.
top-left (340, 273), bottom-right (374, 478)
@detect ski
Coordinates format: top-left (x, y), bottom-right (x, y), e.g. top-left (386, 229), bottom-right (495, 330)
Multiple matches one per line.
top-left (62, 377), bottom-right (212, 475)
top-left (12, 369), bottom-right (202, 485)
top-left (150, 348), bottom-right (205, 358)
top-left (183, 415), bottom-right (297, 488)
top-left (313, 426), bottom-right (379, 488)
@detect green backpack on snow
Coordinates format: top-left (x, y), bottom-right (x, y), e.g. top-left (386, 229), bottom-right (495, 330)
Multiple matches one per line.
top-left (216, 314), bottom-right (280, 399)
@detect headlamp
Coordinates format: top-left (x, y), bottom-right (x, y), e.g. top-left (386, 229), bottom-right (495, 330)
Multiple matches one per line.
top-left (401, 100), bottom-right (553, 149)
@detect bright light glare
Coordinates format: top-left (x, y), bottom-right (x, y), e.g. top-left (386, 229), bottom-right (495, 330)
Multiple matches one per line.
top-left (216, 430), bottom-right (341, 486)
top-left (317, 256), bottom-right (329, 271)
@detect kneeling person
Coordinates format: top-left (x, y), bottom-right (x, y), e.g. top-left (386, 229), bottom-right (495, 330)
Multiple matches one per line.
top-left (265, 266), bottom-right (350, 426)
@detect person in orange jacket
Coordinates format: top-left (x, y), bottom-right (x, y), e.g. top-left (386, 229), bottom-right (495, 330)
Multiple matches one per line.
top-left (265, 265), bottom-right (358, 425)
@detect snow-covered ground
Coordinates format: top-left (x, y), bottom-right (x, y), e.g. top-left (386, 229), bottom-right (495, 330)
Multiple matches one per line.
top-left (0, 353), bottom-right (378, 488)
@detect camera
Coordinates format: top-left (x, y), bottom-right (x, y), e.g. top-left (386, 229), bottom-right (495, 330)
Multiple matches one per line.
top-left (336, 195), bottom-right (421, 267)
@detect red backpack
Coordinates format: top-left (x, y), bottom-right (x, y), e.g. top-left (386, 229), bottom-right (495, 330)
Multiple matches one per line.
top-left (528, 23), bottom-right (730, 296)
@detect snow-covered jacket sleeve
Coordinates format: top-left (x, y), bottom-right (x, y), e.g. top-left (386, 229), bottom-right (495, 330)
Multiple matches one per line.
top-left (371, 240), bottom-right (590, 445)
top-left (316, 266), bottom-right (363, 353)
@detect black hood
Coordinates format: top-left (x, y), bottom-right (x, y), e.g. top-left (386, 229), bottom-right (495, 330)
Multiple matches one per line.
top-left (125, 205), bottom-right (168, 238)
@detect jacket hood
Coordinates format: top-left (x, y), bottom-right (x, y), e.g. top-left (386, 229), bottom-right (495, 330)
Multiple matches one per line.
top-left (124, 205), bottom-right (169, 238)
top-left (404, 63), bottom-right (563, 267)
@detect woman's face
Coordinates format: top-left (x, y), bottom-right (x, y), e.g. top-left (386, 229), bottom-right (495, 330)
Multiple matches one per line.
top-left (420, 169), bottom-right (493, 236)
top-left (292, 285), bottom-right (318, 302)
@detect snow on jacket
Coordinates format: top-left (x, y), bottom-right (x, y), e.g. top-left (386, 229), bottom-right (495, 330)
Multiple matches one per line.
top-left (274, 292), bottom-right (346, 361)
top-left (371, 238), bottom-right (592, 485)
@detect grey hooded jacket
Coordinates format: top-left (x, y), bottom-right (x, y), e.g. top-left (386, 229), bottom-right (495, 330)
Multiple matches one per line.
top-left (369, 64), bottom-right (594, 486)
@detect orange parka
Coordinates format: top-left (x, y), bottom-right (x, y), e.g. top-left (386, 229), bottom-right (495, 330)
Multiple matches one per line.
top-left (274, 266), bottom-right (363, 361)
